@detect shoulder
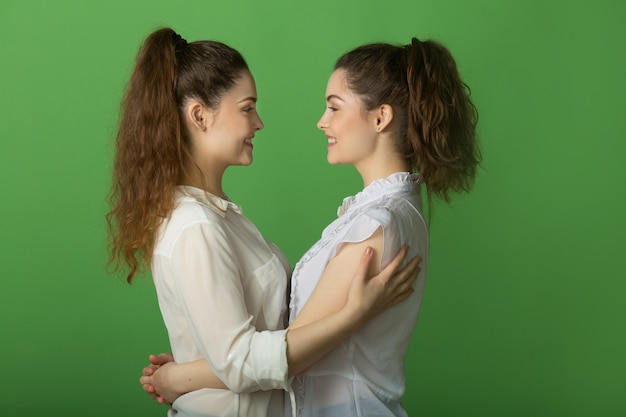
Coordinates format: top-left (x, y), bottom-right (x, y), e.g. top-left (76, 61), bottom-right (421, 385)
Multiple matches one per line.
top-left (355, 197), bottom-right (427, 266)
top-left (170, 196), bottom-right (225, 231)
top-left (355, 200), bottom-right (407, 230)
top-left (367, 195), bottom-right (424, 228)
top-left (155, 197), bottom-right (226, 255)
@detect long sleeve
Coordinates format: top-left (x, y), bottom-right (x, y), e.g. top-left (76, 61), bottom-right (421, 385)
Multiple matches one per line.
top-left (151, 189), bottom-right (289, 415)
top-left (168, 221), bottom-right (289, 393)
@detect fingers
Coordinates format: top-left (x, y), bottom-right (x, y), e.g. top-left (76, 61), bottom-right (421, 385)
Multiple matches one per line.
top-left (388, 287), bottom-right (415, 306)
top-left (388, 245), bottom-right (409, 269)
top-left (389, 255), bottom-right (420, 304)
top-left (383, 254), bottom-right (421, 303)
top-left (354, 246), bottom-right (375, 280)
top-left (149, 353), bottom-right (174, 366)
top-left (140, 374), bottom-right (153, 386)
top-left (402, 255), bottom-right (421, 279)
top-left (395, 255), bottom-right (421, 287)
top-left (140, 363), bottom-right (170, 405)
top-left (141, 380), bottom-right (165, 403)
top-left (142, 365), bottom-right (155, 377)
top-left (405, 255), bottom-right (422, 280)
top-left (378, 245), bottom-right (409, 283)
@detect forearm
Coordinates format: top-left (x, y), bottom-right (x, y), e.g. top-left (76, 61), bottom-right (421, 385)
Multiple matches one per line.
top-left (286, 305), bottom-right (364, 377)
top-left (172, 312), bottom-right (362, 386)
top-left (168, 359), bottom-right (228, 393)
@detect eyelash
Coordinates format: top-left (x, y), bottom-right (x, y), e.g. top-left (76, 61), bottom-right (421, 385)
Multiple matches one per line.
top-left (244, 107), bottom-right (255, 113)
top-left (328, 106), bottom-right (338, 112)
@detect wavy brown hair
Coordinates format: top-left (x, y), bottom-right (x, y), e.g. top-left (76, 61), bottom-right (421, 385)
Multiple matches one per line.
top-left (107, 27), bottom-right (248, 283)
top-left (335, 38), bottom-right (481, 202)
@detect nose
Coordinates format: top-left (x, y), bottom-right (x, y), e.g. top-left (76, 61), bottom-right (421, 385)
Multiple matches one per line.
top-left (317, 111), bottom-right (328, 130)
top-left (254, 113), bottom-right (264, 131)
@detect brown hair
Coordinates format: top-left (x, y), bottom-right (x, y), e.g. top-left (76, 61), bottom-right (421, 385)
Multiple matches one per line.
top-left (335, 37), bottom-right (481, 202)
top-left (107, 27), bottom-right (249, 283)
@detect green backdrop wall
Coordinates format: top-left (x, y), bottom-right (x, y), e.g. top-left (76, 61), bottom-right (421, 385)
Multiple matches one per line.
top-left (1, 0), bottom-right (624, 416)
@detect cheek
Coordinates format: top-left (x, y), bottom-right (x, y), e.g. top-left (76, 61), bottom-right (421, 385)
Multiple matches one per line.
top-left (331, 113), bottom-right (350, 133)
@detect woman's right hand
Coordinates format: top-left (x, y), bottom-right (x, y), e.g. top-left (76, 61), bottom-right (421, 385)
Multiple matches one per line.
top-left (140, 353), bottom-right (177, 405)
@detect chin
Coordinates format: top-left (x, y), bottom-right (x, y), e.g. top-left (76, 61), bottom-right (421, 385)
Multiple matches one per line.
top-left (234, 157), bottom-right (253, 166)
top-left (243, 151), bottom-right (253, 166)
top-left (326, 155), bottom-right (342, 165)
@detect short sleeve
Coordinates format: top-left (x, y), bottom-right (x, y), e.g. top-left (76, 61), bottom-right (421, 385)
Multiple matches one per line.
top-left (331, 206), bottom-right (403, 270)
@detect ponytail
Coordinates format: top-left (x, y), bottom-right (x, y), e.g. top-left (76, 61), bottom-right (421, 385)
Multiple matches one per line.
top-left (406, 38), bottom-right (480, 202)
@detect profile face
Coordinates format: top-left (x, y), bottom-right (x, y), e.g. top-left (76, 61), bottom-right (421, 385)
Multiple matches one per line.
top-left (205, 71), bottom-right (264, 168)
top-left (317, 69), bottom-right (377, 167)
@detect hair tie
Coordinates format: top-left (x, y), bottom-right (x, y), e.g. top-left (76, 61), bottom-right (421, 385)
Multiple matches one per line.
top-left (406, 37), bottom-right (422, 51)
top-left (172, 32), bottom-right (188, 54)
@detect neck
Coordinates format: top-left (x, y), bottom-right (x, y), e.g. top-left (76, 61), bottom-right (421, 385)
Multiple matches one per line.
top-left (180, 162), bottom-right (227, 200)
top-left (356, 154), bottom-right (411, 188)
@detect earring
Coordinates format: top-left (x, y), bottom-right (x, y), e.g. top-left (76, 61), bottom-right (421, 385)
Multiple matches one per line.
top-left (201, 125), bottom-right (206, 131)
top-left (376, 126), bottom-right (381, 132)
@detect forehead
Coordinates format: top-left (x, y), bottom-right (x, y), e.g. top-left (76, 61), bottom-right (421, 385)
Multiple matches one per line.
top-left (326, 69), bottom-right (349, 94)
top-left (326, 69), bottom-right (365, 109)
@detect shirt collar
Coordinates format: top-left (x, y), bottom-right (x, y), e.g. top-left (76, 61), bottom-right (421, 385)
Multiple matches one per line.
top-left (176, 185), bottom-right (242, 216)
top-left (337, 172), bottom-right (422, 217)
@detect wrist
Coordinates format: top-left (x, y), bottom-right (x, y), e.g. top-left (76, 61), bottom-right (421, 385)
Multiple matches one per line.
top-left (165, 363), bottom-right (188, 396)
top-left (338, 303), bottom-right (367, 334)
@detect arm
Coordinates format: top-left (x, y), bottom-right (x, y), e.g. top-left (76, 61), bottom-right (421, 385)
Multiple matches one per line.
top-left (289, 227), bottom-right (385, 331)
top-left (140, 354), bottom-right (224, 405)
top-left (141, 238), bottom-right (419, 402)
top-left (154, 222), bottom-right (291, 395)
top-left (286, 228), bottom-right (394, 375)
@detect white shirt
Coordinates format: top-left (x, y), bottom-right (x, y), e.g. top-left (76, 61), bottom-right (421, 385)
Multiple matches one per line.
top-left (287, 172), bottom-right (429, 417)
top-left (151, 186), bottom-right (291, 417)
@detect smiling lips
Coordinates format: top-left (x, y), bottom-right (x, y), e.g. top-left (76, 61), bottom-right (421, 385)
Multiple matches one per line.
top-left (327, 136), bottom-right (337, 145)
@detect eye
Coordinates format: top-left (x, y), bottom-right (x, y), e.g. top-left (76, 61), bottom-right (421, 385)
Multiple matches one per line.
top-left (243, 107), bottom-right (255, 113)
top-left (328, 106), bottom-right (338, 112)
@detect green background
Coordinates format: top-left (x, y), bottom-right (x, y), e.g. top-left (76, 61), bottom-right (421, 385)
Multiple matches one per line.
top-left (1, 0), bottom-right (624, 416)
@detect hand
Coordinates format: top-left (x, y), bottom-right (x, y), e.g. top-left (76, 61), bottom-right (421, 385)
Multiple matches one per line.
top-left (345, 245), bottom-right (421, 326)
top-left (139, 353), bottom-right (175, 406)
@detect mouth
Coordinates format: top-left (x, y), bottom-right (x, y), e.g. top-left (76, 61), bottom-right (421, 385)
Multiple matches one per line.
top-left (244, 137), bottom-right (253, 146)
top-left (327, 136), bottom-right (337, 145)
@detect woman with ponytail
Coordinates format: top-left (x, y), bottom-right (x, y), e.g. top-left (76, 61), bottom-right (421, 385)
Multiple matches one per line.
top-left (108, 27), bottom-right (420, 417)
top-left (140, 36), bottom-right (479, 416)
top-left (284, 37), bottom-right (481, 416)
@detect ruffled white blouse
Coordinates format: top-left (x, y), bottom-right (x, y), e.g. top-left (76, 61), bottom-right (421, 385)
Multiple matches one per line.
top-left (287, 172), bottom-right (429, 417)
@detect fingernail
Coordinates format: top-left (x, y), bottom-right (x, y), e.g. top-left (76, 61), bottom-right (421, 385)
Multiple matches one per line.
top-left (365, 247), bottom-right (373, 255)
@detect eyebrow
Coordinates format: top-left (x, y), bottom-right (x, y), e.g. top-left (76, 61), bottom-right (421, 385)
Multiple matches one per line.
top-left (238, 96), bottom-right (257, 103)
top-left (326, 94), bottom-right (344, 102)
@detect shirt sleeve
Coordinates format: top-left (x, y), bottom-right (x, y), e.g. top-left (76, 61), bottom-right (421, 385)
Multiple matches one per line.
top-left (169, 221), bottom-right (289, 394)
top-left (331, 206), bottom-right (403, 270)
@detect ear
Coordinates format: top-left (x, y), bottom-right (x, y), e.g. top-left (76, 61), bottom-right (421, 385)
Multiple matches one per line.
top-left (373, 104), bottom-right (394, 133)
top-left (185, 100), bottom-right (210, 132)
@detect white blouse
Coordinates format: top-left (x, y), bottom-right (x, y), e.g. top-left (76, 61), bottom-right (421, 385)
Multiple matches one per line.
top-left (151, 186), bottom-right (291, 417)
top-left (287, 172), bottom-right (429, 417)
